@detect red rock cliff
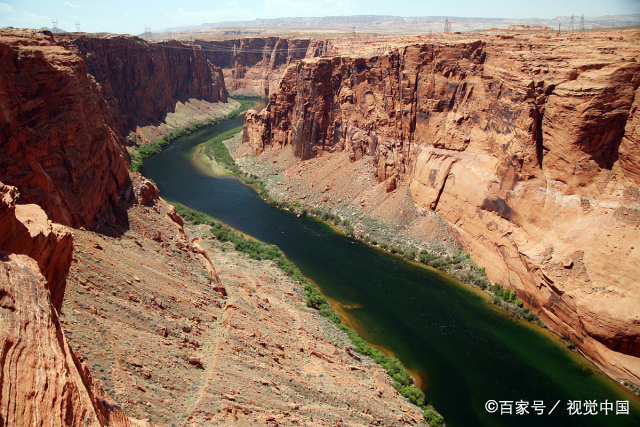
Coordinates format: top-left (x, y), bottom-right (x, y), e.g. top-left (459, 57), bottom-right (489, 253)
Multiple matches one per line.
top-left (0, 29), bottom-right (132, 229)
top-left (0, 182), bottom-right (133, 427)
top-left (196, 37), bottom-right (331, 96)
top-left (61, 34), bottom-right (228, 137)
top-left (0, 29), bottom-right (228, 230)
top-left (244, 31), bottom-right (640, 383)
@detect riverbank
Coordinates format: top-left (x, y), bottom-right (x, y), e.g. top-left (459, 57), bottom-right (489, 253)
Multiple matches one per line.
top-left (128, 98), bottom-right (254, 171)
top-left (60, 193), bottom-right (429, 425)
top-left (172, 202), bottom-right (443, 424)
top-left (140, 108), bottom-right (640, 426)
top-left (219, 133), bottom-right (547, 329)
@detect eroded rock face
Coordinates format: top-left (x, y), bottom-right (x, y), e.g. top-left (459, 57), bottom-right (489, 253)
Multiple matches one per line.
top-left (0, 183), bottom-right (132, 427)
top-left (196, 37), bottom-right (330, 96)
top-left (0, 29), bottom-right (228, 230)
top-left (0, 182), bottom-right (73, 312)
top-left (244, 31), bottom-right (640, 383)
top-left (61, 34), bottom-right (228, 136)
top-left (0, 29), bottom-right (132, 229)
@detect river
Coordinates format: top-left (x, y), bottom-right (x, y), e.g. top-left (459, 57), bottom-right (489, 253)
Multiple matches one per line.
top-left (141, 98), bottom-right (640, 427)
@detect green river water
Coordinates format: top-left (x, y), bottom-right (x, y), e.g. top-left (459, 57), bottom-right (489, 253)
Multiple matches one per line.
top-left (141, 98), bottom-right (640, 427)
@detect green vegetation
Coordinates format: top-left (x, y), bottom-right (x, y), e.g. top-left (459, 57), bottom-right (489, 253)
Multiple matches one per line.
top-left (488, 283), bottom-right (543, 325)
top-left (562, 337), bottom-right (577, 350)
top-left (129, 99), bottom-right (254, 171)
top-left (423, 407), bottom-right (445, 427)
top-left (172, 203), bottom-right (215, 225)
top-left (202, 126), bottom-right (244, 175)
top-left (172, 202), bottom-right (442, 424)
top-left (228, 94), bottom-right (270, 102)
top-left (624, 380), bottom-right (640, 397)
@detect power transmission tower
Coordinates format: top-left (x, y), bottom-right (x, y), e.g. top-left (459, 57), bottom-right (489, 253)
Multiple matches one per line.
top-left (144, 26), bottom-right (151, 39)
top-left (75, 21), bottom-right (80, 32)
top-left (579, 14), bottom-right (585, 31)
top-left (352, 26), bottom-right (356, 37)
top-left (444, 18), bottom-right (451, 33)
top-left (569, 14), bottom-right (574, 31)
top-left (557, 23), bottom-right (561, 36)
top-left (51, 19), bottom-right (58, 32)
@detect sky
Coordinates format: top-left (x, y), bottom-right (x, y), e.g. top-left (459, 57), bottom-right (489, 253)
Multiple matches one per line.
top-left (1, 0), bottom-right (639, 35)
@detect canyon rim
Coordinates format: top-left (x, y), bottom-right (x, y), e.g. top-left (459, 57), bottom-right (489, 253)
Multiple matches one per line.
top-left (1, 10), bottom-right (640, 427)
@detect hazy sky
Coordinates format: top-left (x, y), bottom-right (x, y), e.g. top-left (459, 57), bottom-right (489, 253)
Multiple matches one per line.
top-left (1, 0), bottom-right (638, 35)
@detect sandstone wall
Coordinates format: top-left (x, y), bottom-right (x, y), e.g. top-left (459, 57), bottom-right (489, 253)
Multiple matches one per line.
top-left (0, 182), bottom-right (133, 427)
top-left (244, 32), bottom-right (640, 383)
top-left (0, 29), bottom-right (228, 230)
top-left (196, 37), bottom-right (331, 96)
top-left (0, 29), bottom-right (132, 229)
top-left (61, 34), bottom-right (228, 136)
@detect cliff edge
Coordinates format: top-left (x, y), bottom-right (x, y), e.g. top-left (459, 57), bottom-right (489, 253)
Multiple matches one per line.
top-left (243, 30), bottom-right (640, 384)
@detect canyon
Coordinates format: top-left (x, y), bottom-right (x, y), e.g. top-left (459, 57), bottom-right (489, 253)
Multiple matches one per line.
top-left (2, 22), bottom-right (640, 426)
top-left (0, 29), bottom-right (228, 230)
top-left (240, 29), bottom-right (640, 386)
top-left (0, 28), bottom-right (427, 426)
top-left (193, 37), bottom-right (332, 96)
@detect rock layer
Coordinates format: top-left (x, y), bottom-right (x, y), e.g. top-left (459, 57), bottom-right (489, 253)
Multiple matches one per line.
top-left (196, 37), bottom-right (331, 96)
top-left (0, 29), bottom-right (131, 229)
top-left (61, 34), bottom-right (228, 137)
top-left (0, 29), bottom-right (228, 230)
top-left (243, 30), bottom-right (640, 383)
top-left (0, 182), bottom-right (73, 312)
top-left (0, 182), bottom-right (133, 427)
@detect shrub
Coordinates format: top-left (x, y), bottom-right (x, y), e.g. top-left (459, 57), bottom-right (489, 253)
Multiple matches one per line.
top-left (423, 408), bottom-right (445, 427)
top-left (171, 203), bottom-right (214, 225)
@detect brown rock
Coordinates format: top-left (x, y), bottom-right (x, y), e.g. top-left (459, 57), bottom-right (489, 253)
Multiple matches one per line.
top-left (0, 30), bottom-right (131, 229)
top-left (0, 182), bottom-right (73, 312)
top-left (128, 357), bottom-right (143, 367)
top-left (0, 183), bottom-right (132, 426)
top-left (197, 37), bottom-right (326, 96)
top-left (243, 32), bottom-right (640, 384)
top-left (188, 356), bottom-right (204, 369)
top-left (385, 175), bottom-right (396, 193)
top-left (0, 29), bottom-right (228, 230)
top-left (60, 33), bottom-right (228, 141)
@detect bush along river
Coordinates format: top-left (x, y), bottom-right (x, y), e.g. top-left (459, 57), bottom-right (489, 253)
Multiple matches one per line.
top-left (140, 98), bottom-right (640, 427)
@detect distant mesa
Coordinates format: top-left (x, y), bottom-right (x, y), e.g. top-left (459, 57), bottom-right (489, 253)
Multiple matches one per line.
top-left (39, 26), bottom-right (67, 33)
top-left (157, 13), bottom-right (640, 35)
